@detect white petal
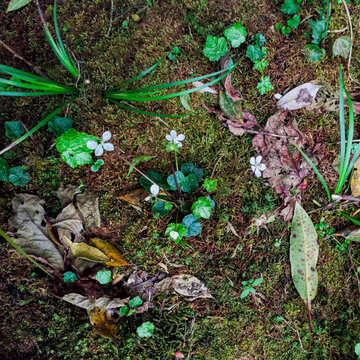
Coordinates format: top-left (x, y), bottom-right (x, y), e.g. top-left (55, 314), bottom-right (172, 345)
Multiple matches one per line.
top-left (274, 93), bottom-right (283, 100)
top-left (166, 135), bottom-right (173, 141)
top-left (258, 164), bottom-right (266, 171)
top-left (177, 142), bottom-right (182, 148)
top-left (255, 168), bottom-right (262, 177)
top-left (103, 142), bottom-right (114, 151)
top-left (177, 134), bottom-right (185, 141)
top-left (145, 196), bottom-right (151, 202)
top-left (102, 131), bottom-right (112, 142)
top-left (87, 140), bottom-right (98, 150)
top-left (255, 155), bottom-right (262, 164)
top-left (170, 231), bottom-right (179, 240)
top-left (95, 145), bottom-right (104, 156)
top-left (150, 184), bottom-right (160, 196)
top-left (251, 165), bottom-right (256, 172)
top-left (250, 157), bottom-right (256, 165)
top-left (170, 130), bottom-right (177, 138)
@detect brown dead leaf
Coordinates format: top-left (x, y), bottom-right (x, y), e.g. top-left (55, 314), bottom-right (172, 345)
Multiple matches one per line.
top-left (89, 238), bottom-right (129, 267)
top-left (220, 55), bottom-right (242, 102)
top-left (252, 111), bottom-right (318, 221)
top-left (119, 188), bottom-right (148, 206)
top-left (76, 192), bottom-right (101, 229)
top-left (62, 293), bottom-right (129, 310)
top-left (171, 275), bottom-right (214, 300)
top-left (88, 307), bottom-right (117, 342)
top-left (351, 158), bottom-right (360, 197)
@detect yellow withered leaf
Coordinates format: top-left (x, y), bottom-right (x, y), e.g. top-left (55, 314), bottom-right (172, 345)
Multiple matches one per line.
top-left (63, 236), bottom-right (110, 263)
top-left (119, 188), bottom-right (148, 206)
top-left (351, 158), bottom-right (360, 197)
top-left (48, 223), bottom-right (63, 247)
top-left (88, 307), bottom-right (117, 343)
top-left (89, 238), bottom-right (129, 266)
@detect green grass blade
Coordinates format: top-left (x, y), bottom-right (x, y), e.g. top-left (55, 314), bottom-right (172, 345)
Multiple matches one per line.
top-left (341, 212), bottom-right (360, 227)
top-left (107, 57), bottom-right (164, 92)
top-left (0, 78), bottom-right (71, 91)
top-left (0, 98), bottom-right (75, 155)
top-left (106, 67), bottom-right (231, 95)
top-left (0, 90), bottom-right (78, 96)
top-left (291, 140), bottom-right (331, 202)
top-left (109, 100), bottom-right (198, 118)
top-left (0, 227), bottom-right (51, 276)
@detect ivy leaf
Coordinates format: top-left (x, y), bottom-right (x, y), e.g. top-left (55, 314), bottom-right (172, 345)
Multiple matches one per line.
top-left (192, 197), bottom-right (212, 219)
top-left (281, 0), bottom-right (300, 14)
top-left (7, 0), bottom-right (32, 12)
top-left (95, 270), bottom-right (112, 285)
top-left (203, 35), bottom-right (228, 61)
top-left (129, 296), bottom-right (143, 308)
top-left (152, 200), bottom-right (172, 217)
top-left (252, 33), bottom-right (266, 47)
top-left (5, 121), bottom-right (25, 139)
top-left (8, 166), bottom-right (31, 186)
top-left (205, 196), bottom-right (215, 209)
top-left (290, 202), bottom-right (319, 331)
top-left (182, 214), bottom-right (202, 237)
top-left (127, 155), bottom-right (155, 177)
top-left (257, 76), bottom-right (274, 95)
top-left (304, 44), bottom-right (324, 62)
top-left (91, 159), bottom-right (104, 172)
top-left (181, 163), bottom-right (203, 182)
top-left (0, 158), bottom-right (10, 182)
top-left (288, 14), bottom-right (300, 29)
top-left (137, 322), bottom-right (154, 338)
top-left (308, 20), bottom-right (327, 45)
top-left (48, 116), bottom-right (73, 137)
top-left (182, 174), bottom-right (199, 193)
top-left (140, 171), bottom-right (169, 192)
top-left (64, 271), bottom-right (77, 283)
top-left (167, 171), bottom-right (186, 190)
top-left (224, 23), bottom-right (247, 48)
top-left (56, 129), bottom-right (98, 168)
top-left (332, 36), bottom-right (352, 58)
top-left (203, 178), bottom-right (218, 192)
top-left (246, 45), bottom-right (266, 62)
top-left (253, 59), bottom-right (269, 73)
top-left (281, 26), bottom-right (291, 35)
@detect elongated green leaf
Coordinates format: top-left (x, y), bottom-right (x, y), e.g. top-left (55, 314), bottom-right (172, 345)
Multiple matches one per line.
top-left (127, 155), bottom-right (155, 177)
top-left (290, 202), bottom-right (318, 331)
top-left (7, 0), bottom-right (31, 12)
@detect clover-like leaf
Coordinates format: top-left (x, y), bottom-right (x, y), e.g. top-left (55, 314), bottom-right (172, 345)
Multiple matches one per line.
top-left (257, 76), bottom-right (274, 95)
top-left (246, 45), bottom-right (266, 63)
top-left (56, 129), bottom-right (98, 168)
top-left (48, 116), bottom-right (73, 137)
top-left (182, 214), bottom-right (202, 237)
top-left (5, 121), bottom-right (25, 138)
top-left (203, 178), bottom-right (218, 192)
top-left (8, 166), bottom-right (31, 186)
top-left (253, 59), bottom-right (269, 73)
top-left (281, 0), bottom-right (300, 14)
top-left (288, 14), bottom-right (300, 29)
top-left (192, 197), bottom-right (212, 219)
top-left (95, 270), bottom-right (112, 285)
top-left (137, 322), bottom-right (154, 338)
top-left (203, 35), bottom-right (228, 61)
top-left (224, 23), bottom-right (247, 48)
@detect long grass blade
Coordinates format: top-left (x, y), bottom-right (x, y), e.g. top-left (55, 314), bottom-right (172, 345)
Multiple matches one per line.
top-left (0, 90), bottom-right (78, 96)
top-left (0, 228), bottom-right (51, 276)
top-left (291, 140), bottom-right (331, 202)
top-left (0, 98), bottom-right (75, 155)
top-left (109, 100), bottom-right (198, 118)
top-left (0, 78), bottom-right (73, 91)
top-left (341, 212), bottom-right (360, 226)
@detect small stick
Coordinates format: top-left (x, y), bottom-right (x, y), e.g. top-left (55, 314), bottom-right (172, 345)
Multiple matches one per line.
top-left (106, 0), bottom-right (114, 37)
top-left (211, 154), bottom-right (224, 179)
top-left (0, 39), bottom-right (46, 78)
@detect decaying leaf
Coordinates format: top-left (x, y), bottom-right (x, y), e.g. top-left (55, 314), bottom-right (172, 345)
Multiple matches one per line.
top-left (89, 238), bottom-right (129, 266)
top-left (88, 307), bottom-right (117, 342)
top-left (62, 293), bottom-right (129, 310)
top-left (76, 192), bottom-right (101, 229)
top-left (277, 82), bottom-right (323, 111)
top-left (171, 275), bottom-right (214, 300)
top-left (8, 194), bottom-right (64, 270)
top-left (290, 202), bottom-right (319, 332)
top-left (63, 236), bottom-right (110, 263)
top-left (350, 158), bottom-right (360, 197)
top-left (334, 226), bottom-right (360, 243)
top-left (119, 188), bottom-right (149, 208)
top-left (252, 110), bottom-right (317, 221)
top-left (220, 56), bottom-right (242, 102)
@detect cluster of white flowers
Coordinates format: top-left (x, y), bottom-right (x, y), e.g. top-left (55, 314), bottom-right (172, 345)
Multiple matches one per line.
top-left (87, 131), bottom-right (114, 156)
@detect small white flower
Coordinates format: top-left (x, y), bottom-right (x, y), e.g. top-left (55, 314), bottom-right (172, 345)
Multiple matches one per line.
top-left (250, 156), bottom-right (266, 178)
top-left (87, 131), bottom-right (114, 157)
top-left (165, 130), bottom-right (185, 147)
top-left (145, 195), bottom-right (151, 202)
top-left (150, 184), bottom-right (160, 196)
top-left (169, 231), bottom-right (179, 240)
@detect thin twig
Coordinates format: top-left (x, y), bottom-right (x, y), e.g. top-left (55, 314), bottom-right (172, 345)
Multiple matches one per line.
top-left (107, 0), bottom-right (114, 37)
top-left (0, 39), bottom-right (46, 78)
top-left (161, 250), bottom-right (186, 268)
top-left (342, 0), bottom-right (360, 85)
top-left (281, 317), bottom-right (303, 350)
top-left (328, 27), bottom-right (348, 33)
top-left (211, 154), bottom-right (224, 179)
top-left (19, 120), bottom-right (34, 141)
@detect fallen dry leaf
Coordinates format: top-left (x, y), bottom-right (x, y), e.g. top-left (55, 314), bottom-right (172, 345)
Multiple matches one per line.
top-left (76, 192), bottom-right (101, 229)
top-left (62, 293), bottom-right (129, 310)
top-left (89, 238), bottom-right (129, 266)
top-left (252, 110), bottom-right (318, 221)
top-left (8, 194), bottom-right (64, 270)
top-left (88, 307), bottom-right (117, 342)
top-left (171, 275), bottom-right (214, 300)
top-left (351, 158), bottom-right (360, 197)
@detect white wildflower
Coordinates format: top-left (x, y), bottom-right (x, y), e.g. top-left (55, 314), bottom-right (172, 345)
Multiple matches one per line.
top-left (250, 156), bottom-right (266, 178)
top-left (169, 231), bottom-right (179, 240)
top-left (87, 131), bottom-right (114, 156)
top-left (165, 130), bottom-right (185, 147)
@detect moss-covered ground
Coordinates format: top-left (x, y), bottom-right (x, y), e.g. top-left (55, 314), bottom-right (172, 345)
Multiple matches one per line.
top-left (1, 0), bottom-right (360, 359)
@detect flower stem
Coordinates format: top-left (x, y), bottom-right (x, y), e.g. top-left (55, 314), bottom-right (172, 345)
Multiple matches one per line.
top-left (174, 151), bottom-right (179, 171)
top-left (169, 152), bottom-right (183, 200)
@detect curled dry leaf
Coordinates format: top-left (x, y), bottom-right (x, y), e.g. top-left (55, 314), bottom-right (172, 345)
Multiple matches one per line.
top-left (8, 194), bottom-right (64, 270)
top-left (62, 293), bottom-right (129, 309)
top-left (89, 238), bottom-right (129, 266)
top-left (171, 275), bottom-right (214, 300)
top-left (88, 307), bottom-right (117, 343)
top-left (252, 111), bottom-right (318, 221)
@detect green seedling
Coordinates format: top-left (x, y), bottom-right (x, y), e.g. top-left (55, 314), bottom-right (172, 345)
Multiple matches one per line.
top-left (241, 277), bottom-right (263, 299)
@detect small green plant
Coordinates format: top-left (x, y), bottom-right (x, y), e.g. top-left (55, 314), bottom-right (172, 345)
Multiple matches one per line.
top-left (355, 343), bottom-right (360, 359)
top-left (168, 47), bottom-right (180, 61)
top-left (292, 66), bottom-right (358, 203)
top-left (136, 321), bottom-right (155, 338)
top-left (241, 277), bottom-right (263, 299)
top-left (136, 130), bottom-right (217, 247)
top-left (314, 217), bottom-right (334, 237)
